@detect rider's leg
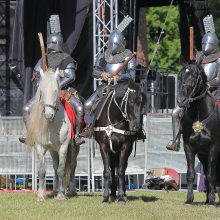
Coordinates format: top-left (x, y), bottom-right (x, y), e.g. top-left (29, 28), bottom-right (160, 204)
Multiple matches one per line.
top-left (79, 92), bottom-right (98, 138)
top-left (136, 114), bottom-right (146, 141)
top-left (19, 98), bottom-right (34, 143)
top-left (68, 95), bottom-right (85, 146)
top-left (166, 106), bottom-right (184, 151)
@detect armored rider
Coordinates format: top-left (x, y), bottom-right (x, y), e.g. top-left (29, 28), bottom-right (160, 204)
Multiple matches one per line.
top-left (166, 15), bottom-right (220, 151)
top-left (80, 29), bottom-right (146, 140)
top-left (19, 15), bottom-right (84, 146)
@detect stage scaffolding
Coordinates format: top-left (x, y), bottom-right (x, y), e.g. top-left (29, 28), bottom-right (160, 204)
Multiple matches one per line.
top-left (0, 0), bottom-right (10, 115)
top-left (92, 0), bottom-right (118, 90)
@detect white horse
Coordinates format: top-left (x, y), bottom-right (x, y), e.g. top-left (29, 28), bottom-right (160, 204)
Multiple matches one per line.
top-left (26, 68), bottom-right (79, 202)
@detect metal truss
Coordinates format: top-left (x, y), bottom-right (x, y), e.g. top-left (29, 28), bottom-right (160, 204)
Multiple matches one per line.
top-left (0, 0), bottom-right (10, 114)
top-left (93, 0), bottom-right (118, 90)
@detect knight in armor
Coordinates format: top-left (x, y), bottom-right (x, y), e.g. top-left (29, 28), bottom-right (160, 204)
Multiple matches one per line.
top-left (166, 15), bottom-right (220, 151)
top-left (80, 29), bottom-right (146, 140)
top-left (19, 15), bottom-right (84, 146)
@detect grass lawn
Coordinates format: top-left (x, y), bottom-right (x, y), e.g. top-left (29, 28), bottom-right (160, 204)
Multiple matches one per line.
top-left (0, 191), bottom-right (220, 220)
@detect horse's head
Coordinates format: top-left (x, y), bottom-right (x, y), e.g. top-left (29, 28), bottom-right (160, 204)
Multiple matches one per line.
top-left (177, 62), bottom-right (207, 107)
top-left (38, 68), bottom-right (60, 121)
top-left (117, 80), bottom-right (145, 131)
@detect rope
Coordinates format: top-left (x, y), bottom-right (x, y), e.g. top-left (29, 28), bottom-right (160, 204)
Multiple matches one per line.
top-left (146, 0), bottom-right (175, 76)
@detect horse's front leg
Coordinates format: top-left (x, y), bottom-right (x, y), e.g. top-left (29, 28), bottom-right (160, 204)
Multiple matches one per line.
top-left (184, 143), bottom-right (195, 205)
top-left (56, 142), bottom-right (69, 200)
top-left (49, 150), bottom-right (59, 196)
top-left (100, 144), bottom-right (111, 203)
top-left (118, 144), bottom-right (132, 204)
top-left (36, 144), bottom-right (46, 202)
top-left (207, 145), bottom-right (219, 206)
top-left (110, 152), bottom-right (117, 200)
top-left (68, 143), bottom-right (80, 197)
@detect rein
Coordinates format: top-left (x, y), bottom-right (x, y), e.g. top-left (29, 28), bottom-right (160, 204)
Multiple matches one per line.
top-left (94, 86), bottom-right (137, 153)
top-left (189, 88), bottom-right (207, 103)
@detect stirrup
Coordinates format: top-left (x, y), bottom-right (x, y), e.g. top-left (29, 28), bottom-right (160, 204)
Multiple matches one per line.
top-left (166, 140), bottom-right (180, 152)
top-left (137, 129), bottom-right (146, 141)
top-left (79, 128), bottom-right (93, 138)
top-left (75, 135), bottom-right (85, 146)
top-left (19, 137), bottom-right (26, 144)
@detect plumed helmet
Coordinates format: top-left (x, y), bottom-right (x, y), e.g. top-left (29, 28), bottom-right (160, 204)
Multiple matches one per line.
top-left (108, 29), bottom-right (125, 55)
top-left (47, 15), bottom-right (64, 52)
top-left (47, 33), bottom-right (64, 52)
top-left (202, 32), bottom-right (219, 55)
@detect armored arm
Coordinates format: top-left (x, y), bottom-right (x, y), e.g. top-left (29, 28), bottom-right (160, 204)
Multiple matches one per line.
top-left (59, 62), bottom-right (77, 89)
top-left (118, 56), bottom-right (136, 80)
top-left (93, 53), bottom-right (106, 78)
top-left (208, 58), bottom-right (220, 87)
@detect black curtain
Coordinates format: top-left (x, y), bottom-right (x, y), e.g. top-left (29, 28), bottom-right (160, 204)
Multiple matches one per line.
top-left (9, 0), bottom-right (92, 115)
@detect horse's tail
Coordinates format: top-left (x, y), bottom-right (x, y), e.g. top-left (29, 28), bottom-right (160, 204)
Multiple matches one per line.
top-left (64, 141), bottom-right (80, 194)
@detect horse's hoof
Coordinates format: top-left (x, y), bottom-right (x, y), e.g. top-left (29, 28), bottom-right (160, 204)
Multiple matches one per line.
top-left (118, 197), bottom-right (127, 205)
top-left (102, 198), bottom-right (109, 203)
top-left (110, 195), bottom-right (117, 202)
top-left (48, 191), bottom-right (57, 198)
top-left (66, 191), bottom-right (77, 198)
top-left (36, 196), bottom-right (45, 202)
top-left (55, 193), bottom-right (67, 200)
top-left (185, 202), bottom-right (193, 207)
top-left (208, 204), bottom-right (216, 208)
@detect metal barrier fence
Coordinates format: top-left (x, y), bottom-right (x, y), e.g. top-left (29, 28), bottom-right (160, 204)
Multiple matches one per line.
top-left (0, 115), bottom-right (199, 191)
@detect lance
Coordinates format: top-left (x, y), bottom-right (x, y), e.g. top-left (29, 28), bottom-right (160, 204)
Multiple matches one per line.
top-left (189, 26), bottom-right (194, 61)
top-left (38, 32), bottom-right (47, 72)
top-left (110, 52), bottom-right (136, 78)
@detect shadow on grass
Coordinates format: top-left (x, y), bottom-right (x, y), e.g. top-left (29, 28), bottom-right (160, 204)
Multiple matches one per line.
top-left (127, 195), bottom-right (160, 203)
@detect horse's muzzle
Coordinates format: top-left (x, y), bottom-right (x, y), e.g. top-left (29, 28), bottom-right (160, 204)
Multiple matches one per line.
top-left (177, 97), bottom-right (188, 107)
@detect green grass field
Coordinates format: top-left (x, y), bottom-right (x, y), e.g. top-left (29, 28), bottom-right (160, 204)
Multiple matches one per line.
top-left (0, 191), bottom-right (220, 220)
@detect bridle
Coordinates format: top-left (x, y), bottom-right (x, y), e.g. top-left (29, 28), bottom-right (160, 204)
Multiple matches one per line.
top-left (39, 80), bottom-right (60, 116)
top-left (43, 103), bottom-right (59, 114)
top-left (180, 67), bottom-right (207, 105)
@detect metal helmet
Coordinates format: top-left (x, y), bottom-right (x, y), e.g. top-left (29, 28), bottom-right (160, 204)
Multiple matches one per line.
top-left (47, 33), bottom-right (64, 52)
top-left (202, 32), bottom-right (219, 55)
top-left (108, 29), bottom-right (125, 55)
top-left (47, 15), bottom-right (64, 52)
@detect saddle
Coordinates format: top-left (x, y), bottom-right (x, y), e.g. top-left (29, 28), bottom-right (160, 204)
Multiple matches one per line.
top-left (90, 85), bottom-right (114, 130)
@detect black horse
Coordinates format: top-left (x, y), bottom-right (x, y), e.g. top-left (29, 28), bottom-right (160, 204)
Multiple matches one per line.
top-left (178, 61), bottom-right (220, 206)
top-left (93, 80), bottom-right (146, 203)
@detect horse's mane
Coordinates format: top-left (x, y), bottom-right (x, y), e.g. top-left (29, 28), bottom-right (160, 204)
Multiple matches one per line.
top-left (26, 70), bottom-right (60, 148)
top-left (180, 62), bottom-right (207, 85)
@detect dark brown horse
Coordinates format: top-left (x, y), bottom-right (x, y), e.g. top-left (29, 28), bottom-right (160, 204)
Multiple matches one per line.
top-left (178, 61), bottom-right (220, 206)
top-left (93, 80), bottom-right (146, 203)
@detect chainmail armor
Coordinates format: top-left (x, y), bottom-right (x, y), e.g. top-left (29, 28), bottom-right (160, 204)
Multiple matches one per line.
top-left (105, 49), bottom-right (132, 64)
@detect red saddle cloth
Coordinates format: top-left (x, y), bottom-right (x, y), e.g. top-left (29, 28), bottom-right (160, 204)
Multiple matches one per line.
top-left (210, 91), bottom-right (220, 109)
top-left (61, 99), bottom-right (76, 140)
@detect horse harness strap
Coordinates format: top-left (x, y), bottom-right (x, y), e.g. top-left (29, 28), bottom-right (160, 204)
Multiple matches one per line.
top-left (93, 125), bottom-right (136, 153)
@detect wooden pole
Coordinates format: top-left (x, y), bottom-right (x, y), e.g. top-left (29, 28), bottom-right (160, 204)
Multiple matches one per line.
top-left (38, 32), bottom-right (47, 72)
top-left (110, 52), bottom-right (136, 77)
top-left (189, 26), bottom-right (194, 61)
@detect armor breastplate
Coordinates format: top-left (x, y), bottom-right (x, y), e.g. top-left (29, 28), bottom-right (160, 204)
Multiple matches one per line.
top-left (201, 61), bottom-right (218, 82)
top-left (105, 63), bottom-right (125, 74)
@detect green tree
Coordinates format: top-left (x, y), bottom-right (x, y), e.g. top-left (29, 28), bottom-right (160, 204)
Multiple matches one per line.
top-left (146, 6), bottom-right (181, 72)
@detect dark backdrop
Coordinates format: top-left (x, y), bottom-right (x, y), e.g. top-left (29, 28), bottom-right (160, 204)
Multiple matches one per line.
top-left (8, 0), bottom-right (92, 116)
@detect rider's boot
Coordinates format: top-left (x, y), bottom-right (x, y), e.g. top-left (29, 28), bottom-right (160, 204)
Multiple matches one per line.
top-left (136, 129), bottom-right (146, 141)
top-left (75, 119), bottom-right (85, 146)
top-left (19, 136), bottom-right (26, 144)
top-left (166, 106), bottom-right (183, 152)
